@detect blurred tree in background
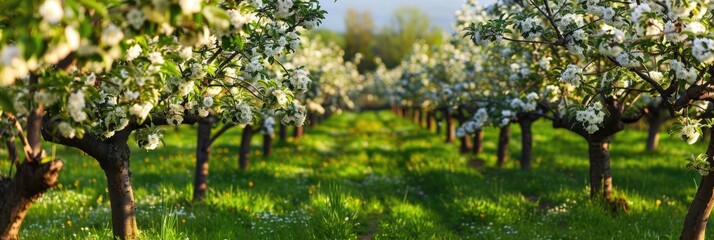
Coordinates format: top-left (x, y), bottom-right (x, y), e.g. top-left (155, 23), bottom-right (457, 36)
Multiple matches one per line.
top-left (339, 6), bottom-right (443, 73)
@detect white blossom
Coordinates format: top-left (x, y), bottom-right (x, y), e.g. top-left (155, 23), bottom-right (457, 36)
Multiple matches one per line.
top-left (39, 0), bottom-right (63, 24)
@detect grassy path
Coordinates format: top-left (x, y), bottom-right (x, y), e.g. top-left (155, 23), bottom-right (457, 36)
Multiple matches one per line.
top-left (1, 111), bottom-right (710, 239)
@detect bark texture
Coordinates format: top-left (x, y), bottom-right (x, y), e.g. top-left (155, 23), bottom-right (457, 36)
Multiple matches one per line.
top-left (0, 160), bottom-right (63, 240)
top-left (680, 133), bottom-right (714, 240)
top-left (587, 139), bottom-right (613, 201)
top-left (193, 117), bottom-right (215, 201)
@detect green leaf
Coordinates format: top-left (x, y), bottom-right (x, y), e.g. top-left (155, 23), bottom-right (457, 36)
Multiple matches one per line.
top-left (161, 61), bottom-right (182, 77)
top-left (0, 89), bottom-right (15, 113)
top-left (77, 0), bottom-right (108, 17)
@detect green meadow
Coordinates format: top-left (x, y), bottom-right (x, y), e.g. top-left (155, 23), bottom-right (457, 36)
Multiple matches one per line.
top-left (1, 111), bottom-right (708, 239)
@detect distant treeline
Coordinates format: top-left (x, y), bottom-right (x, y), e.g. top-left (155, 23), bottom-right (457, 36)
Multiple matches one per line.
top-left (307, 6), bottom-right (443, 73)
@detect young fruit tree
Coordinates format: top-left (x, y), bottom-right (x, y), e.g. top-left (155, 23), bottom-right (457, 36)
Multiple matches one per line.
top-left (0, 0), bottom-right (325, 238)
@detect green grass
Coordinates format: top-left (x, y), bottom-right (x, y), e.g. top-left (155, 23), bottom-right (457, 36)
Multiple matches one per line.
top-left (0, 111), bottom-right (709, 239)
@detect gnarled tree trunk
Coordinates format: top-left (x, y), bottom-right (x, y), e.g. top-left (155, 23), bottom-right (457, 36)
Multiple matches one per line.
top-left (0, 160), bottom-right (63, 240)
top-left (239, 125), bottom-right (254, 171)
top-left (497, 126), bottom-right (510, 168)
top-left (681, 133), bottom-right (714, 240)
top-left (519, 119), bottom-right (533, 171)
top-left (587, 138), bottom-right (613, 201)
top-left (86, 133), bottom-right (139, 240)
top-left (1, 100), bottom-right (63, 240)
top-left (472, 129), bottom-right (484, 155)
top-left (193, 117), bottom-right (215, 201)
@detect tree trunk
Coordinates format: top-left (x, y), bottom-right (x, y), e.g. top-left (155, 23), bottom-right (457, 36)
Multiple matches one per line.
top-left (98, 141), bottom-right (139, 239)
top-left (587, 138), bottom-right (613, 201)
top-left (646, 114), bottom-right (663, 152)
top-left (459, 135), bottom-right (472, 153)
top-left (239, 125), bottom-right (254, 171)
top-left (279, 124), bottom-right (287, 142)
top-left (309, 112), bottom-right (318, 128)
top-left (263, 133), bottom-right (273, 158)
top-left (436, 121), bottom-right (442, 134)
top-left (193, 117), bottom-right (214, 202)
top-left (519, 119), bottom-right (533, 171)
top-left (472, 129), bottom-right (484, 155)
top-left (402, 107), bottom-right (409, 118)
top-left (413, 108), bottom-right (421, 124)
top-left (0, 160), bottom-right (63, 240)
top-left (497, 126), bottom-right (510, 168)
top-left (445, 110), bottom-right (455, 143)
top-left (293, 125), bottom-right (304, 140)
top-left (680, 133), bottom-right (714, 240)
top-left (1, 94), bottom-right (64, 240)
top-left (426, 111), bottom-right (433, 132)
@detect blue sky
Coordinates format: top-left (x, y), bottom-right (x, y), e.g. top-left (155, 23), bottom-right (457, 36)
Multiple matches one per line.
top-left (317, 0), bottom-right (495, 32)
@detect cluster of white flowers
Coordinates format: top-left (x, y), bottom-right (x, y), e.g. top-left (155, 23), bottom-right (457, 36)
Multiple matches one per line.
top-left (272, 89), bottom-right (289, 107)
top-left (262, 116), bottom-right (276, 134)
top-left (559, 64), bottom-right (583, 87)
top-left (227, 9), bottom-right (256, 30)
top-left (517, 17), bottom-right (542, 39)
top-left (144, 133), bottom-right (162, 150)
top-left (575, 102), bottom-right (606, 134)
top-left (57, 122), bottom-right (76, 139)
top-left (692, 38), bottom-right (714, 64)
top-left (539, 57), bottom-right (552, 71)
top-left (126, 44), bottom-right (142, 61)
top-left (39, 0), bottom-right (63, 24)
top-left (101, 24), bottom-right (124, 46)
top-left (679, 117), bottom-right (703, 145)
top-left (101, 107), bottom-right (130, 138)
top-left (456, 109), bottom-right (489, 137)
top-left (281, 101), bottom-right (306, 126)
top-left (245, 57), bottom-right (263, 73)
top-left (499, 110), bottom-right (514, 127)
top-left (0, 45), bottom-right (30, 86)
top-left (129, 102), bottom-right (154, 122)
top-left (226, 100), bottom-right (253, 125)
top-left (614, 52), bottom-right (643, 68)
top-left (669, 59), bottom-right (698, 84)
top-left (511, 93), bottom-right (539, 112)
top-left (179, 0), bottom-right (202, 15)
top-left (68, 91), bottom-right (87, 122)
top-left (126, 9), bottom-right (146, 29)
top-left (290, 69), bottom-right (311, 94)
top-left (167, 103), bottom-right (185, 126)
top-left (596, 25), bottom-right (625, 57)
top-left (275, 0), bottom-right (294, 18)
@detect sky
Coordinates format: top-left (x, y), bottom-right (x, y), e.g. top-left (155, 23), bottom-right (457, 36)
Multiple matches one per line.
top-left (317, 0), bottom-right (496, 33)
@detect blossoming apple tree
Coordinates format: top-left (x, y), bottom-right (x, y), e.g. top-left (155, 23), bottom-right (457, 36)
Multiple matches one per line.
top-left (465, 0), bottom-right (714, 238)
top-left (0, 0), bottom-right (325, 239)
